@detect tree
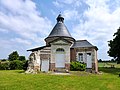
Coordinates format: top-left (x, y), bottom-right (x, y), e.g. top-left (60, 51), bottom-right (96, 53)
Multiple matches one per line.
top-left (19, 56), bottom-right (26, 61)
top-left (8, 51), bottom-right (19, 61)
top-left (98, 59), bottom-right (102, 62)
top-left (23, 60), bottom-right (28, 70)
top-left (108, 27), bottom-right (120, 64)
top-left (9, 60), bottom-right (23, 70)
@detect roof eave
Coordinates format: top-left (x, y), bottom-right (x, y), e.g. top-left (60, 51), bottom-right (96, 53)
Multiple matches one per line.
top-left (27, 45), bottom-right (50, 52)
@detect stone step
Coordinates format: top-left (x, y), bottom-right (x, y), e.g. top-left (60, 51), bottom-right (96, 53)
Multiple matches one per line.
top-left (55, 68), bottom-right (69, 73)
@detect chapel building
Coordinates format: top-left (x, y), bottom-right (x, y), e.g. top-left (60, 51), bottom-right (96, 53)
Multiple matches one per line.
top-left (27, 14), bottom-right (98, 73)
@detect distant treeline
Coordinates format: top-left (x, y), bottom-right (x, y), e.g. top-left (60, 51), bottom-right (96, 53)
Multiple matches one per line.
top-left (0, 51), bottom-right (28, 70)
top-left (98, 59), bottom-right (117, 63)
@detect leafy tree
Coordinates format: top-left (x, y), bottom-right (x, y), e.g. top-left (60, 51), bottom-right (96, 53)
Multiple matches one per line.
top-left (19, 56), bottom-right (26, 61)
top-left (98, 59), bottom-right (102, 62)
top-left (108, 27), bottom-right (120, 64)
top-left (0, 61), bottom-right (10, 70)
top-left (8, 51), bottom-right (19, 61)
top-left (9, 60), bottom-right (23, 70)
top-left (1, 59), bottom-right (7, 61)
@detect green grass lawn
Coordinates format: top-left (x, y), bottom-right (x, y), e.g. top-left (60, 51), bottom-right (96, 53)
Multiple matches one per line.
top-left (0, 63), bottom-right (120, 90)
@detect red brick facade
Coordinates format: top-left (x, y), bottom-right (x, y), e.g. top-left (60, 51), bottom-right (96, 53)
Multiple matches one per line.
top-left (70, 48), bottom-right (76, 62)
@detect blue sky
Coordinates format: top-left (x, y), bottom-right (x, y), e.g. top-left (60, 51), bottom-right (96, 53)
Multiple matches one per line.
top-left (0, 0), bottom-right (120, 60)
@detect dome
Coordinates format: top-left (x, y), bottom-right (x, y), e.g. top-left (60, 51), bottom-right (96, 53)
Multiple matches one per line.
top-left (45, 14), bottom-right (74, 45)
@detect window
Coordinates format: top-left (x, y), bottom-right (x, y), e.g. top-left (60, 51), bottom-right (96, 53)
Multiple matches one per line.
top-left (56, 48), bottom-right (65, 52)
top-left (78, 53), bottom-right (83, 62)
top-left (87, 53), bottom-right (91, 56)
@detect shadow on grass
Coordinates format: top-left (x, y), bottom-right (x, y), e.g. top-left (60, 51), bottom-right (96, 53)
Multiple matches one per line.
top-left (15, 70), bottom-right (25, 73)
top-left (99, 67), bottom-right (120, 75)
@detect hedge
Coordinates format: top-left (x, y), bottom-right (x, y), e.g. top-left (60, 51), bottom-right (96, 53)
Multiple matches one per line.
top-left (0, 60), bottom-right (28, 70)
top-left (70, 61), bottom-right (86, 71)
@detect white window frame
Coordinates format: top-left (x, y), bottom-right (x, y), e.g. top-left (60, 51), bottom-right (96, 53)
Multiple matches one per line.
top-left (77, 52), bottom-right (84, 62)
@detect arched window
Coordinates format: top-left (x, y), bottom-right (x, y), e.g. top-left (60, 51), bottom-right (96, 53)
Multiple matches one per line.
top-left (56, 48), bottom-right (65, 52)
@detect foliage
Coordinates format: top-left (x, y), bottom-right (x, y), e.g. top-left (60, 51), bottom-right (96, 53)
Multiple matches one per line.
top-left (0, 61), bottom-right (10, 70)
top-left (1, 59), bottom-right (7, 61)
top-left (22, 60), bottom-right (28, 70)
top-left (0, 51), bottom-right (27, 70)
top-left (8, 51), bottom-right (19, 61)
top-left (9, 60), bottom-right (24, 70)
top-left (98, 59), bottom-right (102, 62)
top-left (19, 56), bottom-right (26, 61)
top-left (108, 27), bottom-right (120, 64)
top-left (70, 61), bottom-right (86, 71)
top-left (0, 60), bottom-right (28, 70)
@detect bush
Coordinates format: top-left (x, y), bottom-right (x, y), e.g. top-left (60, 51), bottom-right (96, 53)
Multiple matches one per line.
top-left (70, 61), bottom-right (86, 71)
top-left (0, 60), bottom-right (28, 70)
top-left (0, 61), bottom-right (10, 70)
top-left (9, 60), bottom-right (24, 70)
top-left (22, 60), bottom-right (28, 70)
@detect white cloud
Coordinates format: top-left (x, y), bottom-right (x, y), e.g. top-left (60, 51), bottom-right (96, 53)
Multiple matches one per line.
top-left (53, 0), bottom-right (84, 8)
top-left (52, 0), bottom-right (120, 60)
top-left (0, 0), bottom-right (52, 58)
top-left (53, 0), bottom-right (63, 8)
top-left (10, 38), bottom-right (31, 45)
top-left (58, 0), bottom-right (75, 4)
top-left (63, 10), bottom-right (79, 21)
top-left (72, 0), bottom-right (120, 59)
top-left (1, 0), bottom-right (120, 60)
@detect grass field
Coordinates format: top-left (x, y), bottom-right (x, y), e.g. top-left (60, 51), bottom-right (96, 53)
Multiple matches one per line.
top-left (0, 63), bottom-right (120, 90)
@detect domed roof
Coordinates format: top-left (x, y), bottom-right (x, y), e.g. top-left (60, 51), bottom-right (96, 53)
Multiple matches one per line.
top-left (45, 14), bottom-right (74, 44)
top-left (48, 22), bottom-right (72, 37)
top-left (48, 14), bottom-right (72, 38)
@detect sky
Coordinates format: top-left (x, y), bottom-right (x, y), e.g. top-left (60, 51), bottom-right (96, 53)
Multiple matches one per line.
top-left (0, 0), bottom-right (120, 60)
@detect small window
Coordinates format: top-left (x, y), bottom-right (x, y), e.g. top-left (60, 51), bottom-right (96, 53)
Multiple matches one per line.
top-left (87, 53), bottom-right (91, 55)
top-left (78, 53), bottom-right (83, 62)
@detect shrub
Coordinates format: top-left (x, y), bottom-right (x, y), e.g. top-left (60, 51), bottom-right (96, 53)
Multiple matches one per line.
top-left (0, 61), bottom-right (10, 70)
top-left (70, 61), bottom-right (86, 71)
top-left (22, 60), bottom-right (28, 70)
top-left (0, 60), bottom-right (28, 70)
top-left (9, 60), bottom-right (23, 70)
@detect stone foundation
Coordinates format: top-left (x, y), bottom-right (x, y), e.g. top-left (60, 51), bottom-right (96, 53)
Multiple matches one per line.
top-left (49, 63), bottom-right (55, 71)
top-left (92, 63), bottom-right (95, 70)
top-left (86, 68), bottom-right (92, 72)
top-left (92, 63), bottom-right (98, 73)
top-left (34, 66), bottom-right (40, 71)
top-left (65, 63), bottom-right (70, 70)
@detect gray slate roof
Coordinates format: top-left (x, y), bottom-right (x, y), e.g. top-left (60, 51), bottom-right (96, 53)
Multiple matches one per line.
top-left (48, 22), bottom-right (72, 38)
top-left (47, 14), bottom-right (73, 38)
top-left (71, 40), bottom-right (96, 48)
top-left (27, 45), bottom-right (50, 51)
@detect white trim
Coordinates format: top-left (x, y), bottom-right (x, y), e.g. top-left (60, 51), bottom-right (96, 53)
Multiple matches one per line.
top-left (41, 59), bottom-right (49, 72)
top-left (76, 51), bottom-right (92, 63)
top-left (86, 53), bottom-right (92, 68)
top-left (77, 52), bottom-right (85, 62)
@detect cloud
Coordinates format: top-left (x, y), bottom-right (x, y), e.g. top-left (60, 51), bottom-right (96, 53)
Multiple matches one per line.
top-left (1, 0), bottom-right (120, 60)
top-left (0, 0), bottom-right (52, 58)
top-left (72, 0), bottom-right (120, 59)
top-left (53, 1), bottom-right (63, 8)
top-left (10, 38), bottom-right (31, 45)
top-left (63, 10), bottom-right (79, 21)
top-left (53, 0), bottom-right (120, 59)
top-left (55, 0), bottom-right (75, 5)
